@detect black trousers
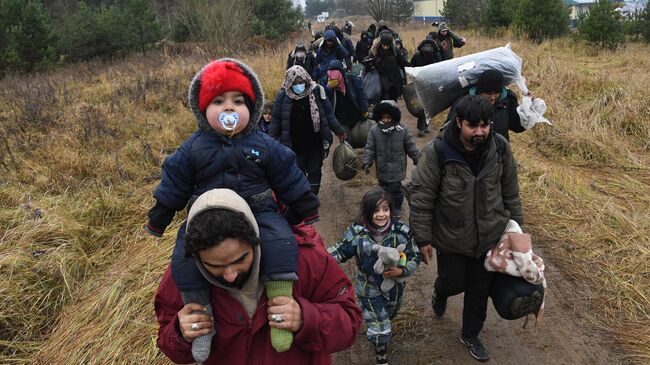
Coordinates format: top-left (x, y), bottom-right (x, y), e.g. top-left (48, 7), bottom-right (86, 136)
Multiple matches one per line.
top-left (434, 251), bottom-right (494, 338)
top-left (296, 148), bottom-right (324, 195)
top-left (378, 180), bottom-right (404, 215)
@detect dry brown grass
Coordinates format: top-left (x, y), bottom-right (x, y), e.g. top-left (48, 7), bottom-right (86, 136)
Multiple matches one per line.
top-left (0, 23), bottom-right (649, 364)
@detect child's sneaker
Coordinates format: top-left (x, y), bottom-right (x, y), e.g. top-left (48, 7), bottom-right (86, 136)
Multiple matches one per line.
top-left (460, 336), bottom-right (489, 362)
top-left (374, 345), bottom-right (388, 365)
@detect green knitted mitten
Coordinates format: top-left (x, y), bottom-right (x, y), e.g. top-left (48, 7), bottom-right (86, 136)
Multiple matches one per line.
top-left (265, 280), bottom-right (294, 353)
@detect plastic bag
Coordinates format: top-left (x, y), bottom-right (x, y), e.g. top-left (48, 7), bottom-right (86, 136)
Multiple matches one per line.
top-left (332, 141), bottom-right (359, 181)
top-left (362, 70), bottom-right (381, 104)
top-left (349, 118), bottom-right (373, 149)
top-left (517, 96), bottom-right (552, 129)
top-left (403, 83), bottom-right (425, 119)
top-left (405, 44), bottom-right (528, 119)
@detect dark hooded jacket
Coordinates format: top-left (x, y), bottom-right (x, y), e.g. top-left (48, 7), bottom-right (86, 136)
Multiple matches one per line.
top-left (363, 101), bottom-right (419, 183)
top-left (322, 59), bottom-right (368, 126)
top-left (314, 30), bottom-right (350, 81)
top-left (354, 33), bottom-right (372, 63)
top-left (269, 83), bottom-right (345, 150)
top-left (428, 22), bottom-right (465, 61)
top-left (147, 58), bottom-right (319, 235)
top-left (446, 87), bottom-right (524, 141)
top-left (408, 121), bottom-right (523, 258)
top-left (410, 39), bottom-right (442, 66)
top-left (371, 34), bottom-right (409, 95)
top-left (286, 45), bottom-right (316, 77)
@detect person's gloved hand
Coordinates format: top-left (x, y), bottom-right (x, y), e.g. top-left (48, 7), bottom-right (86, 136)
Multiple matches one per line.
top-left (363, 163), bottom-right (371, 175)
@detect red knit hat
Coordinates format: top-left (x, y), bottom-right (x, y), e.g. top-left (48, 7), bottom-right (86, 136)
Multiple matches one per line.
top-left (198, 61), bottom-right (256, 113)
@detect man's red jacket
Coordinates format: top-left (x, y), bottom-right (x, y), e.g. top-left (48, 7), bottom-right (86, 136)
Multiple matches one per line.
top-left (155, 224), bottom-right (361, 364)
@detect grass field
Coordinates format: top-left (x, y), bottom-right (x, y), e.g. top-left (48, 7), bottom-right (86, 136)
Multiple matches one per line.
top-left (0, 23), bottom-right (648, 364)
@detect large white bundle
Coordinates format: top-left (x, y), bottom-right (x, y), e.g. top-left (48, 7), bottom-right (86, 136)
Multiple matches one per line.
top-left (405, 44), bottom-right (528, 119)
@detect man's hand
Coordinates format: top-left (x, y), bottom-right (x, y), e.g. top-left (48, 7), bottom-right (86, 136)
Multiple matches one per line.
top-left (267, 296), bottom-right (303, 333)
top-left (177, 303), bottom-right (213, 343)
top-left (383, 267), bottom-right (403, 278)
top-left (337, 133), bottom-right (347, 142)
top-left (363, 164), bottom-right (371, 174)
top-left (362, 112), bottom-right (369, 119)
top-left (419, 245), bottom-right (434, 265)
top-left (460, 37), bottom-right (466, 45)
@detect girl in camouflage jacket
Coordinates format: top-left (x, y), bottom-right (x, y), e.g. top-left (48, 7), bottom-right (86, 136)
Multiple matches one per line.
top-left (328, 187), bottom-right (420, 365)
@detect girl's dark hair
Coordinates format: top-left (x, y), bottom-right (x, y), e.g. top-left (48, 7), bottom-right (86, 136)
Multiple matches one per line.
top-left (185, 209), bottom-right (260, 258)
top-left (263, 101), bottom-right (274, 113)
top-left (359, 187), bottom-right (392, 227)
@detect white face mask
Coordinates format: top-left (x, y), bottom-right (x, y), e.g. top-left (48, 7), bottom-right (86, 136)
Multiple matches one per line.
top-left (295, 51), bottom-right (306, 59)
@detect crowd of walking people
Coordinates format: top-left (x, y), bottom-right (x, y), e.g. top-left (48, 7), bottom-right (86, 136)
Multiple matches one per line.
top-left (150, 19), bottom-right (543, 365)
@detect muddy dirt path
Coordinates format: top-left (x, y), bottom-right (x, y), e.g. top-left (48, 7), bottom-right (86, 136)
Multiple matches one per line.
top-left (313, 99), bottom-right (621, 365)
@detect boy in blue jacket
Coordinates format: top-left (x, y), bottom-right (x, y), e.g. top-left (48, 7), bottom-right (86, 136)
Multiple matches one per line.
top-left (146, 59), bottom-right (320, 362)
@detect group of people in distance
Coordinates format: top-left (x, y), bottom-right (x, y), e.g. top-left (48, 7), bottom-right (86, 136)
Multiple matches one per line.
top-left (150, 19), bottom-right (534, 365)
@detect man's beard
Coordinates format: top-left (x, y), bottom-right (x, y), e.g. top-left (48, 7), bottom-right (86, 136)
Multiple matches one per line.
top-left (215, 271), bottom-right (250, 289)
top-left (470, 136), bottom-right (486, 146)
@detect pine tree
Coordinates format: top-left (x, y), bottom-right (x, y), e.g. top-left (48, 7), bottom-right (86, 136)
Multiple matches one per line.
top-left (513, 0), bottom-right (570, 43)
top-left (389, 0), bottom-right (414, 26)
top-left (0, 0), bottom-right (56, 76)
top-left (482, 0), bottom-right (518, 28)
top-left (252, 0), bottom-right (303, 40)
top-left (578, 0), bottom-right (625, 49)
top-left (441, 0), bottom-right (487, 28)
top-left (640, 3), bottom-right (650, 42)
top-left (124, 0), bottom-right (163, 55)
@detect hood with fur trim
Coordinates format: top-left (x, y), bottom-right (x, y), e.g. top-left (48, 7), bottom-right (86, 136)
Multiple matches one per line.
top-left (188, 58), bottom-right (265, 135)
top-left (373, 100), bottom-right (401, 122)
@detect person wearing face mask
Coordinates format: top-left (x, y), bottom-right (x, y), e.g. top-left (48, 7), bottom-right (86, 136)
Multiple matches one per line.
top-left (446, 69), bottom-right (528, 141)
top-left (354, 32), bottom-right (372, 64)
top-left (286, 43), bottom-right (315, 78)
top-left (269, 66), bottom-right (346, 195)
top-left (321, 59), bottom-right (368, 138)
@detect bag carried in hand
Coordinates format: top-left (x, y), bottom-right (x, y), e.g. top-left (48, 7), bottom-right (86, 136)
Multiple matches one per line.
top-left (490, 274), bottom-right (544, 320)
top-left (362, 69), bottom-right (381, 104)
top-left (349, 118), bottom-right (373, 149)
top-left (332, 141), bottom-right (358, 181)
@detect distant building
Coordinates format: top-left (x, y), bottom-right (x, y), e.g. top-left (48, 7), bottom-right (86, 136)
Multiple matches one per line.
top-left (413, 0), bottom-right (445, 23)
top-left (564, 0), bottom-right (597, 20)
top-left (292, 0), bottom-right (306, 10)
top-left (564, 0), bottom-right (647, 20)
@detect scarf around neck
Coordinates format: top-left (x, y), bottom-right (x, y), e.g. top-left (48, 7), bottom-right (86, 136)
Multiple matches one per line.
top-left (283, 65), bottom-right (321, 132)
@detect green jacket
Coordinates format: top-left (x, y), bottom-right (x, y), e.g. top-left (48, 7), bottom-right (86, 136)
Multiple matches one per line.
top-left (408, 123), bottom-right (523, 258)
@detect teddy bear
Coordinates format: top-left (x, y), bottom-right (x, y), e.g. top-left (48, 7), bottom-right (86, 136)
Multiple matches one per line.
top-left (372, 243), bottom-right (407, 296)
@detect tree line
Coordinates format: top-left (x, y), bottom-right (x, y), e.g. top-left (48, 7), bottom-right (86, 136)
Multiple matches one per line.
top-left (442, 0), bottom-right (650, 47)
top-left (2, 0), bottom-right (650, 78)
top-left (0, 0), bottom-right (304, 77)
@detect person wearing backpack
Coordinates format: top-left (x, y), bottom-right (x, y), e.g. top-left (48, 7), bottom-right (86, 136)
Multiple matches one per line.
top-left (408, 95), bottom-right (523, 362)
top-left (270, 66), bottom-right (347, 195)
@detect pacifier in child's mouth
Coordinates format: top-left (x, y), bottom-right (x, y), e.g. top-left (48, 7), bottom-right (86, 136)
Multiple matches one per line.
top-left (219, 112), bottom-right (240, 133)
